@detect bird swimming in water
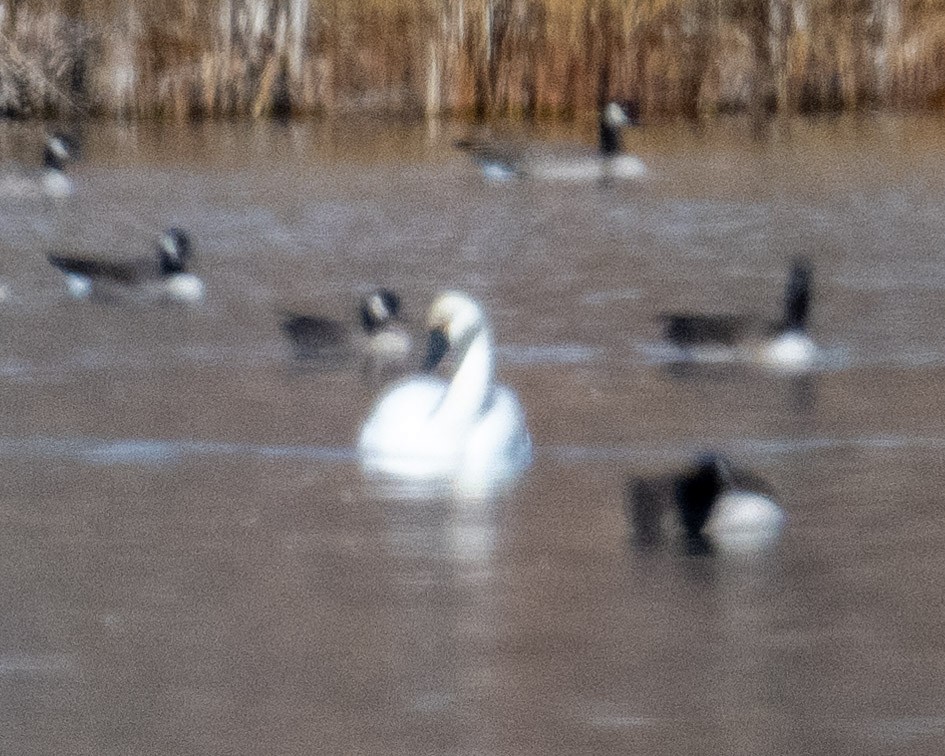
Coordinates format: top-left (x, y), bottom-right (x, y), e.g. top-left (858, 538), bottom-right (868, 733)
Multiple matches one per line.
top-left (658, 258), bottom-right (816, 372)
top-left (0, 132), bottom-right (78, 200)
top-left (358, 291), bottom-right (531, 496)
top-left (626, 453), bottom-right (785, 554)
top-left (47, 228), bottom-right (204, 303)
top-left (455, 101), bottom-right (646, 182)
top-left (279, 288), bottom-right (412, 371)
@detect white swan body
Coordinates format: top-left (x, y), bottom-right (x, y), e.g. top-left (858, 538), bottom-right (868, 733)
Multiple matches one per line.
top-left (358, 291), bottom-right (531, 492)
top-left (359, 377), bottom-right (529, 481)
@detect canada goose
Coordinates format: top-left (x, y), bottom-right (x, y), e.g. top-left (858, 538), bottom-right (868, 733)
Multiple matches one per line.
top-left (280, 288), bottom-right (411, 366)
top-left (658, 258), bottom-right (816, 371)
top-left (0, 132), bottom-right (77, 200)
top-left (47, 228), bottom-right (204, 302)
top-left (358, 291), bottom-right (531, 492)
top-left (626, 453), bottom-right (785, 553)
top-left (455, 101), bottom-right (646, 181)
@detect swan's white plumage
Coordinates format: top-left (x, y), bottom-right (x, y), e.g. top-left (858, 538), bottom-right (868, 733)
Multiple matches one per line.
top-left (358, 292), bottom-right (531, 492)
top-left (359, 377), bottom-right (529, 480)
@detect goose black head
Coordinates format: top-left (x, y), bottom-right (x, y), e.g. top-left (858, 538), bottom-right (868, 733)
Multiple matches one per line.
top-left (783, 257), bottom-right (812, 332)
top-left (42, 133), bottom-right (77, 172)
top-left (675, 453), bottom-right (731, 540)
top-left (598, 100), bottom-right (640, 156)
top-left (158, 228), bottom-right (192, 275)
top-left (359, 288), bottom-right (401, 334)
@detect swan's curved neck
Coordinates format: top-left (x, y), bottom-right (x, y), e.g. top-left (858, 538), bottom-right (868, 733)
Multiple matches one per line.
top-left (440, 330), bottom-right (495, 421)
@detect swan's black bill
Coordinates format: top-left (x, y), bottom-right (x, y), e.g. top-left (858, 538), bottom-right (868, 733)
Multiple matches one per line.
top-left (423, 328), bottom-right (449, 371)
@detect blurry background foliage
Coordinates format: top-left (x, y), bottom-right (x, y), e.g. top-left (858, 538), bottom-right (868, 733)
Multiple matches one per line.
top-left (0, 0), bottom-right (941, 120)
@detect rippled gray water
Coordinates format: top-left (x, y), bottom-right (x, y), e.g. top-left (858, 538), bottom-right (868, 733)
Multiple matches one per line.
top-left (1, 115), bottom-right (944, 754)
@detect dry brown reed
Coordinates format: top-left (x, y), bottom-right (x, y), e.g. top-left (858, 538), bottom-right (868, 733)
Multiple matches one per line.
top-left (0, 0), bottom-right (944, 121)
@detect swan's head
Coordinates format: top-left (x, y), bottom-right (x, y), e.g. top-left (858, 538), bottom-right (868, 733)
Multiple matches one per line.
top-left (423, 291), bottom-right (488, 371)
top-left (158, 228), bottom-right (192, 275)
top-left (360, 288), bottom-right (402, 333)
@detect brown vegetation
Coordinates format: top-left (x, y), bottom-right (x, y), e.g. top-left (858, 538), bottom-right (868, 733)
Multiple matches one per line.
top-left (0, 0), bottom-right (942, 120)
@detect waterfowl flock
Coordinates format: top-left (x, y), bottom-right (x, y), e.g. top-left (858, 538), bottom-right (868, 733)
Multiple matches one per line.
top-left (14, 106), bottom-right (817, 555)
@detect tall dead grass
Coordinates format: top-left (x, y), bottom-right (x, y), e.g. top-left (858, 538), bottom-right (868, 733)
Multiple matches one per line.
top-left (1, 0), bottom-right (944, 120)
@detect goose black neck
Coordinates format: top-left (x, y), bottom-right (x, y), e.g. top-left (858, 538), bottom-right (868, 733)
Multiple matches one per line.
top-left (676, 459), bottom-right (725, 538)
top-left (783, 260), bottom-right (812, 331)
top-left (42, 145), bottom-right (64, 172)
top-left (360, 303), bottom-right (380, 334)
top-left (599, 118), bottom-right (622, 156)
top-left (159, 252), bottom-right (185, 275)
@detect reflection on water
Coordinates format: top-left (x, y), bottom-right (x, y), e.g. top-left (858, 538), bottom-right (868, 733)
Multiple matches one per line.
top-left (0, 115), bottom-right (944, 753)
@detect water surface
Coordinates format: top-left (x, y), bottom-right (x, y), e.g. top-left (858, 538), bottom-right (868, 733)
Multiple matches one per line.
top-left (0, 115), bottom-right (944, 754)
